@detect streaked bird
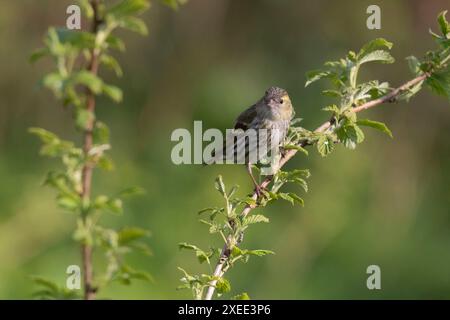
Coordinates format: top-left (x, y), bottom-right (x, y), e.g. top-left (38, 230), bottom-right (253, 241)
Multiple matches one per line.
top-left (205, 86), bottom-right (294, 195)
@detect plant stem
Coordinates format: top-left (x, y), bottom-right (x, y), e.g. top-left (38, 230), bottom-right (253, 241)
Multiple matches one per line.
top-left (81, 0), bottom-right (101, 301)
top-left (203, 72), bottom-right (430, 300)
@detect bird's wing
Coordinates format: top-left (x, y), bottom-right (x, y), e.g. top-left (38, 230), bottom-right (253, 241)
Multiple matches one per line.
top-left (234, 104), bottom-right (258, 130)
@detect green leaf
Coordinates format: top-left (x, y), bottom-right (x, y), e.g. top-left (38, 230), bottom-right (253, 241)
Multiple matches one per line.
top-left (29, 128), bottom-right (75, 157)
top-left (227, 185), bottom-right (239, 199)
top-left (100, 54), bottom-right (123, 77)
top-left (30, 276), bottom-right (59, 293)
top-left (288, 193), bottom-right (304, 206)
top-left (245, 249), bottom-right (275, 257)
top-left (108, 0), bottom-right (150, 18)
top-left (214, 175), bottom-right (226, 197)
top-left (336, 123), bottom-right (365, 149)
top-left (358, 50), bottom-right (395, 65)
top-left (438, 10), bottom-right (450, 37)
top-left (119, 265), bottom-right (153, 284)
top-left (322, 104), bottom-right (340, 114)
top-left (93, 121), bottom-right (110, 144)
top-left (54, 29), bottom-right (95, 49)
top-left (56, 195), bottom-right (80, 211)
top-left (178, 242), bottom-right (200, 251)
top-left (75, 108), bottom-right (95, 130)
top-left (78, 0), bottom-right (94, 18)
top-left (278, 192), bottom-right (294, 205)
top-left (305, 70), bottom-right (333, 87)
top-left (97, 197), bottom-right (123, 215)
top-left (72, 71), bottom-right (103, 94)
top-left (317, 134), bottom-right (335, 157)
top-left (30, 48), bottom-right (50, 64)
top-left (117, 186), bottom-right (146, 198)
top-left (357, 38), bottom-right (393, 58)
top-left (42, 72), bottom-right (65, 93)
top-left (283, 144), bottom-right (309, 156)
top-left (118, 227), bottom-right (150, 245)
top-left (118, 16), bottom-right (148, 35)
top-left (231, 292), bottom-right (250, 300)
top-left (406, 56), bottom-right (421, 75)
top-left (161, 0), bottom-right (188, 10)
top-left (97, 154), bottom-right (115, 171)
top-left (398, 79), bottom-right (424, 102)
top-left (356, 119), bottom-right (393, 138)
top-left (105, 35), bottom-right (126, 51)
top-left (102, 84), bottom-right (123, 102)
top-left (29, 127), bottom-right (59, 144)
top-left (178, 242), bottom-right (213, 264)
top-left (426, 71), bottom-right (450, 99)
top-left (215, 277), bottom-right (231, 294)
top-left (322, 90), bottom-right (342, 98)
top-left (244, 214), bottom-right (269, 225)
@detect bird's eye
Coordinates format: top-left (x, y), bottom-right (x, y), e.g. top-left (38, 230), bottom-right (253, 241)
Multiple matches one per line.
top-left (279, 99), bottom-right (284, 104)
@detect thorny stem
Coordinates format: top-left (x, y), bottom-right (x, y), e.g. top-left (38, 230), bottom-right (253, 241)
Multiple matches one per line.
top-left (203, 71), bottom-right (430, 300)
top-left (81, 0), bottom-right (101, 301)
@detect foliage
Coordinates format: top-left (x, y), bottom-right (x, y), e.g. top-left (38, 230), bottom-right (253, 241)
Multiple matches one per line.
top-left (28, 0), bottom-right (172, 299)
top-left (178, 11), bottom-right (450, 300)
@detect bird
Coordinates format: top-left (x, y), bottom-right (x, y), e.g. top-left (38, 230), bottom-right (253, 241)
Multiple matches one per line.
top-left (204, 86), bottom-right (294, 196)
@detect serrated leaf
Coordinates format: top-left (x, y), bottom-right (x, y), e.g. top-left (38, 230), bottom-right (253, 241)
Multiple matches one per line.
top-left (288, 193), bottom-right (304, 206)
top-left (245, 249), bottom-right (275, 257)
top-left (358, 50), bottom-right (395, 65)
top-left (278, 192), bottom-right (294, 205)
top-left (317, 134), bottom-right (335, 157)
top-left (426, 71), bottom-right (450, 99)
top-left (322, 104), bottom-right (340, 114)
top-left (356, 119), bottom-right (393, 138)
top-left (305, 70), bottom-right (333, 87)
top-left (214, 175), bottom-right (226, 197)
top-left (215, 278), bottom-right (231, 294)
top-left (336, 123), bottom-right (364, 149)
top-left (244, 214), bottom-right (269, 225)
top-left (357, 38), bottom-right (393, 58)
top-left (293, 177), bottom-right (308, 193)
top-left (438, 10), bottom-right (450, 37)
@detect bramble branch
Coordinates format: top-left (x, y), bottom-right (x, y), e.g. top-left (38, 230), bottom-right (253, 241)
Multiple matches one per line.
top-left (80, 0), bottom-right (101, 301)
top-left (204, 71), bottom-right (431, 300)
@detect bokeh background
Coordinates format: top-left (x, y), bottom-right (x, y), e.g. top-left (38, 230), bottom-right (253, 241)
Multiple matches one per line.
top-left (0, 0), bottom-right (449, 299)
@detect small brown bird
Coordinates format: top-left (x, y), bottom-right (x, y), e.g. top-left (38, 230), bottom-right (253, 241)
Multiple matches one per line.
top-left (205, 87), bottom-right (294, 195)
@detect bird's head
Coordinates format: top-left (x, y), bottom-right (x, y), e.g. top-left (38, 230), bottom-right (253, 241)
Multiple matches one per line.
top-left (264, 86), bottom-right (293, 119)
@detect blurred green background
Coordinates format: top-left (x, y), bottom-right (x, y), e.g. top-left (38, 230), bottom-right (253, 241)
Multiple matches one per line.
top-left (0, 0), bottom-right (449, 299)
